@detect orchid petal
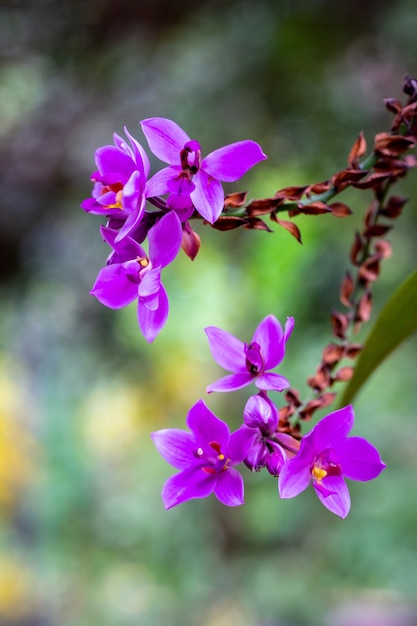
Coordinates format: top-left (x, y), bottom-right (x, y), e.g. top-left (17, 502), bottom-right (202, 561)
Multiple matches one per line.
top-left (310, 405), bottom-right (355, 450)
top-left (186, 400), bottom-right (230, 450)
top-left (138, 267), bottom-right (161, 310)
top-left (214, 468), bottom-right (245, 507)
top-left (265, 442), bottom-right (286, 476)
top-left (205, 326), bottom-right (246, 372)
top-left (138, 281), bottom-right (169, 342)
top-left (243, 394), bottom-right (278, 432)
top-left (115, 196), bottom-right (146, 243)
top-left (314, 475), bottom-right (351, 518)
top-left (122, 170), bottom-right (144, 212)
top-left (333, 437), bottom-right (386, 481)
top-left (81, 197), bottom-right (104, 214)
top-left (90, 264), bottom-right (137, 308)
top-left (100, 226), bottom-right (145, 261)
top-left (123, 126), bottom-right (150, 177)
top-left (148, 211), bottom-right (182, 268)
top-left (278, 442), bottom-right (314, 498)
top-left (96, 190), bottom-right (117, 206)
top-left (284, 316), bottom-right (295, 342)
top-left (191, 170), bottom-right (224, 223)
top-left (95, 145), bottom-right (134, 182)
top-left (202, 140), bottom-right (267, 182)
top-left (145, 166), bottom-right (179, 198)
top-left (140, 117), bottom-right (190, 165)
top-left (252, 315), bottom-right (284, 369)
top-left (150, 429), bottom-right (195, 469)
top-left (227, 427), bottom-right (258, 464)
top-left (256, 372), bottom-right (290, 392)
top-left (244, 437), bottom-right (268, 471)
top-left (206, 372), bottom-right (254, 393)
top-left (161, 467), bottom-right (216, 509)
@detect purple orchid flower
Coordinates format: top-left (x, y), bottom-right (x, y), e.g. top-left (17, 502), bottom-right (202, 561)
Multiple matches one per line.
top-left (90, 210), bottom-right (182, 342)
top-left (151, 399), bottom-right (254, 509)
top-left (81, 128), bottom-right (150, 242)
top-left (240, 393), bottom-right (300, 476)
top-left (140, 117), bottom-right (267, 224)
top-left (205, 315), bottom-right (294, 393)
top-left (278, 405), bottom-right (386, 518)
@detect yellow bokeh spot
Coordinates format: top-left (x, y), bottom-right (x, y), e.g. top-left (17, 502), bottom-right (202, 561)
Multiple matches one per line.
top-left (0, 355), bottom-right (38, 512)
top-left (80, 383), bottom-right (146, 460)
top-left (0, 557), bottom-right (35, 619)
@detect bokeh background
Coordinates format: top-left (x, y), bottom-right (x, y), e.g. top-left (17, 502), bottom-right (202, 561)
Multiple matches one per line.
top-left (1, 1), bottom-right (417, 624)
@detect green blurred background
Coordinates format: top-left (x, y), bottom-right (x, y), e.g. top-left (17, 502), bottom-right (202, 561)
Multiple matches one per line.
top-left (0, 1), bottom-right (416, 624)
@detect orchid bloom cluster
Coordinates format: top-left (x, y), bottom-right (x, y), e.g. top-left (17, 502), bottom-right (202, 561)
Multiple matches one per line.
top-left (83, 117), bottom-right (387, 519)
top-left (82, 117), bottom-right (266, 342)
top-left (151, 315), bottom-right (385, 518)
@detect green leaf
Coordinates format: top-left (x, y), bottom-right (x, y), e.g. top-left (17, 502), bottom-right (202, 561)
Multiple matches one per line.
top-left (339, 268), bottom-right (417, 406)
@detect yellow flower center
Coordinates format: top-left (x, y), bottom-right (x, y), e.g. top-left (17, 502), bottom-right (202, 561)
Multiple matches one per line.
top-left (312, 466), bottom-right (327, 482)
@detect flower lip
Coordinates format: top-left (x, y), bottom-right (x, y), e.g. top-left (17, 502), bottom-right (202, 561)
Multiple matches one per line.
top-left (244, 341), bottom-right (264, 375)
top-left (180, 140), bottom-right (202, 175)
top-left (311, 449), bottom-right (343, 484)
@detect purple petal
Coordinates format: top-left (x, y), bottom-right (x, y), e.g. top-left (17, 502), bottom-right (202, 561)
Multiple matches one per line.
top-left (333, 437), bottom-right (386, 481)
top-left (243, 394), bottom-right (278, 432)
top-left (113, 133), bottom-right (125, 150)
top-left (205, 326), bottom-right (246, 373)
top-left (96, 190), bottom-right (117, 206)
top-left (310, 405), bottom-right (355, 451)
top-left (90, 264), bottom-right (137, 308)
top-left (314, 475), bottom-right (351, 518)
top-left (244, 436), bottom-right (268, 472)
top-left (227, 426), bottom-right (258, 464)
top-left (202, 140), bottom-right (267, 183)
top-left (206, 372), bottom-right (254, 393)
top-left (115, 196), bottom-right (146, 243)
top-left (148, 211), bottom-right (182, 268)
top-left (138, 267), bottom-right (162, 310)
top-left (138, 281), bottom-right (169, 342)
top-left (145, 166), bottom-right (180, 198)
top-left (166, 193), bottom-right (194, 216)
top-left (122, 170), bottom-right (144, 212)
top-left (95, 146), bottom-right (134, 183)
top-left (252, 315), bottom-right (284, 369)
top-left (186, 400), bottom-right (230, 450)
top-left (167, 175), bottom-right (195, 196)
top-left (191, 170), bottom-right (224, 223)
top-left (140, 117), bottom-right (190, 165)
top-left (81, 197), bottom-right (104, 214)
top-left (284, 316), bottom-right (295, 342)
top-left (161, 467), bottom-right (216, 509)
top-left (101, 226), bottom-right (145, 261)
top-left (265, 442), bottom-right (286, 476)
top-left (278, 443), bottom-right (313, 498)
top-left (123, 126), bottom-right (150, 177)
top-left (150, 429), bottom-right (195, 469)
top-left (256, 372), bottom-right (290, 392)
top-left (214, 468), bottom-right (245, 506)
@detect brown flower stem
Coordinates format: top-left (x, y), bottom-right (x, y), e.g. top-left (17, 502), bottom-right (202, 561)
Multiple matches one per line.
top-left (274, 77), bottom-right (417, 438)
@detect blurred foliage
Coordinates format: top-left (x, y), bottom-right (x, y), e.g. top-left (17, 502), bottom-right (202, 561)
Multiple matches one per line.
top-left (0, 0), bottom-right (417, 624)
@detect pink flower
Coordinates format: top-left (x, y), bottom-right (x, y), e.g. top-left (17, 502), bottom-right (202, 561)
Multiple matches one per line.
top-left (151, 400), bottom-right (254, 509)
top-left (205, 315), bottom-right (294, 393)
top-left (81, 128), bottom-right (150, 242)
top-left (90, 211), bottom-right (182, 342)
top-left (279, 405), bottom-right (386, 518)
top-left (140, 117), bottom-right (267, 223)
